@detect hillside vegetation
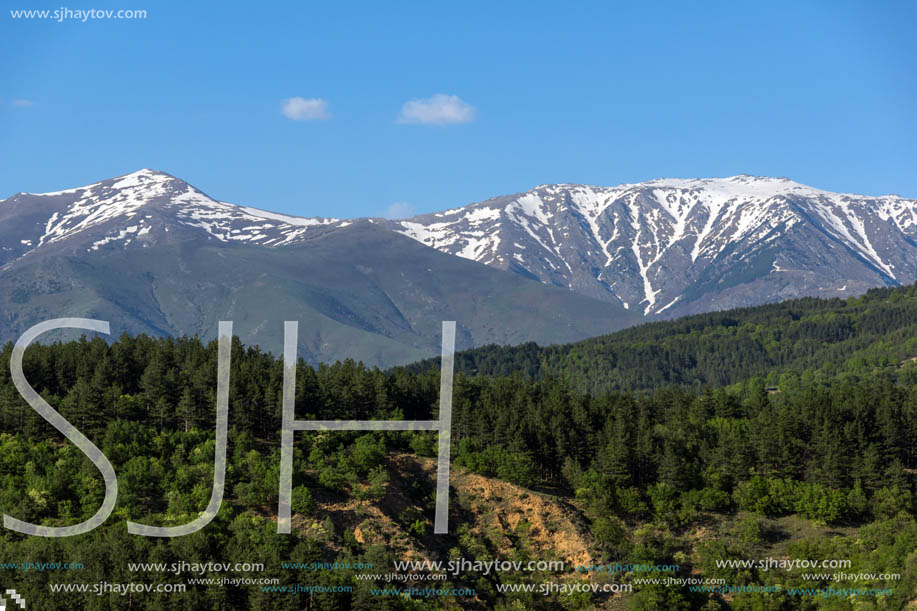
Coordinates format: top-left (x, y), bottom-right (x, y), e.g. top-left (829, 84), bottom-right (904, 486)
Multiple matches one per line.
top-left (407, 284), bottom-right (917, 395)
top-left (1, 285), bottom-right (917, 608)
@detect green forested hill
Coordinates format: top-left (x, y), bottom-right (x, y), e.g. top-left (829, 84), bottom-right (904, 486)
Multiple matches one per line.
top-left (0, 322), bottom-right (916, 608)
top-left (406, 284), bottom-right (917, 395)
top-left (2, 286), bottom-right (917, 609)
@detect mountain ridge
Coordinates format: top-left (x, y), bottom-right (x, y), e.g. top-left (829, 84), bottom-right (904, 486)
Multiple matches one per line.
top-left (0, 173), bottom-right (639, 366)
top-left (382, 175), bottom-right (917, 316)
top-left (403, 282), bottom-right (917, 398)
top-left (3, 169), bottom-right (916, 354)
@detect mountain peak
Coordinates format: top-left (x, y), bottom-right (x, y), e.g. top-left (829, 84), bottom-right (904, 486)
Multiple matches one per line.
top-left (0, 169), bottom-right (223, 253)
top-left (111, 167), bottom-right (176, 183)
top-left (1, 169), bottom-right (346, 256)
top-left (638, 174), bottom-right (816, 194)
top-left (527, 175), bottom-right (821, 202)
top-left (390, 175), bottom-right (917, 316)
top-left (19, 168), bottom-right (187, 198)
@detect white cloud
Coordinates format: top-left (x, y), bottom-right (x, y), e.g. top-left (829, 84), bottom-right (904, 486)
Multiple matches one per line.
top-left (281, 97), bottom-right (330, 121)
top-left (11, 99), bottom-right (34, 107)
top-left (397, 94), bottom-right (475, 125)
top-left (382, 202), bottom-right (416, 220)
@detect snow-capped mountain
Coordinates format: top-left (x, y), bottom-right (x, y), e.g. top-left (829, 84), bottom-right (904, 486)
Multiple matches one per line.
top-left (386, 175), bottom-right (917, 317)
top-left (0, 169), bottom-right (343, 268)
top-left (0, 170), bottom-right (638, 367)
top-left (2, 169), bottom-right (915, 333)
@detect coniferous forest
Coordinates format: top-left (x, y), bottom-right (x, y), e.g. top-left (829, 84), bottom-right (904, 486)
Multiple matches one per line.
top-left (1, 285), bottom-right (917, 609)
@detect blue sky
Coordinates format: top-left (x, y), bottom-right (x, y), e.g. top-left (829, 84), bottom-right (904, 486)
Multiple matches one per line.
top-left (1, 0), bottom-right (915, 218)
